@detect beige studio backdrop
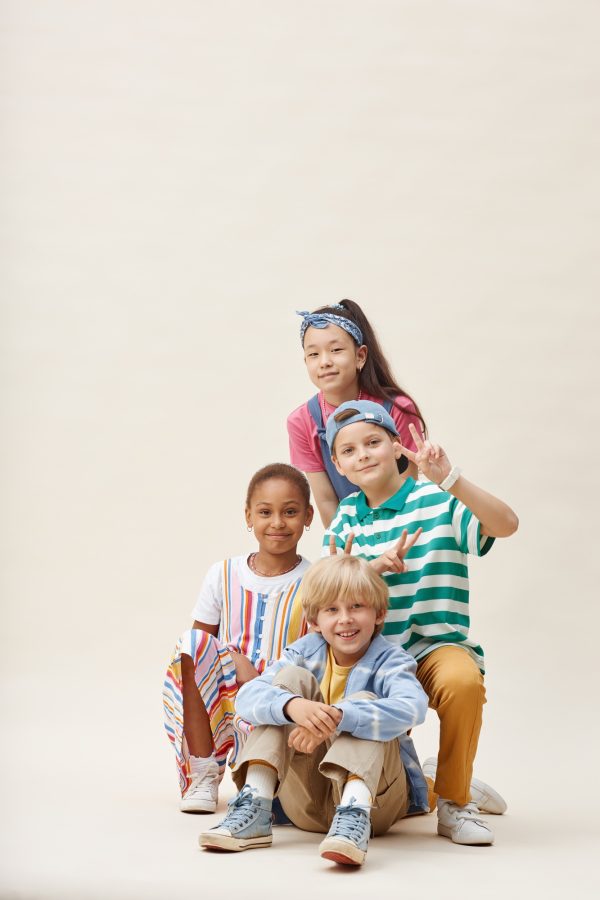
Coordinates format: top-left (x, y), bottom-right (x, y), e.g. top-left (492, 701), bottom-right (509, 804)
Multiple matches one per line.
top-left (1, 2), bottom-right (599, 898)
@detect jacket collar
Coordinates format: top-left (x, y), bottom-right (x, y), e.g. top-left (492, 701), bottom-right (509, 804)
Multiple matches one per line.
top-left (300, 630), bottom-right (390, 668)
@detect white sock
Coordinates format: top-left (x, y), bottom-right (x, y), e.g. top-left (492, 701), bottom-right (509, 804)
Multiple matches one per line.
top-left (189, 753), bottom-right (217, 776)
top-left (245, 763), bottom-right (277, 799)
top-left (341, 777), bottom-right (372, 809)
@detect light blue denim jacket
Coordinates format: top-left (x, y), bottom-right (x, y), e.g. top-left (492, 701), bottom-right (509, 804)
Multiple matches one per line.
top-left (236, 632), bottom-right (430, 814)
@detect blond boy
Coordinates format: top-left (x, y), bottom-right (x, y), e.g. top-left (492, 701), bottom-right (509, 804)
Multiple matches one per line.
top-left (199, 554), bottom-right (429, 867)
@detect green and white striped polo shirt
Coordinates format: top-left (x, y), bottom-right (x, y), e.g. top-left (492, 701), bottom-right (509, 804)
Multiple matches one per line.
top-left (322, 477), bottom-right (494, 672)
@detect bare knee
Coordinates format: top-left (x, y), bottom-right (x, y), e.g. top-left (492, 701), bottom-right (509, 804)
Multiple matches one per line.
top-left (181, 652), bottom-right (195, 683)
top-left (179, 630), bottom-right (220, 681)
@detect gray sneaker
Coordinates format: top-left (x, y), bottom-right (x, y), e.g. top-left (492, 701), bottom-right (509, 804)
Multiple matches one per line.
top-left (199, 785), bottom-right (273, 852)
top-left (319, 798), bottom-right (371, 866)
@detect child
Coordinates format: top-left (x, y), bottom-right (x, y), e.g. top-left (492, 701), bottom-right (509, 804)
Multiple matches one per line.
top-left (287, 300), bottom-right (426, 526)
top-left (323, 400), bottom-right (519, 845)
top-left (163, 463), bottom-right (314, 813)
top-left (199, 554), bottom-right (429, 866)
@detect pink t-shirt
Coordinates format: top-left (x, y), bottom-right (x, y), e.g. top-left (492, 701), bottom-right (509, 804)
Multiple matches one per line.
top-left (287, 392), bottom-right (421, 472)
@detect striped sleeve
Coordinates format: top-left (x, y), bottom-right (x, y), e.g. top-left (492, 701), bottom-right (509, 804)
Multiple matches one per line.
top-left (235, 644), bottom-right (306, 725)
top-left (449, 496), bottom-right (495, 557)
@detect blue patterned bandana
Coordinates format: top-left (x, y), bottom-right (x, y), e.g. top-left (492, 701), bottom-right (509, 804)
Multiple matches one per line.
top-left (296, 309), bottom-right (363, 347)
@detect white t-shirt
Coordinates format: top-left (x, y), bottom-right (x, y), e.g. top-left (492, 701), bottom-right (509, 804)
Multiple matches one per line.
top-left (191, 555), bottom-right (311, 623)
top-left (190, 555), bottom-right (312, 669)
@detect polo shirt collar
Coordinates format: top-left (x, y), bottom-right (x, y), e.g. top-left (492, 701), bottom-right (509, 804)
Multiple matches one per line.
top-left (356, 478), bottom-right (415, 520)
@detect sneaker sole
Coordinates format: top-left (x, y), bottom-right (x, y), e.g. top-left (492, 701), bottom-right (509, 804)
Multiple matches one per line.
top-left (180, 800), bottom-right (217, 814)
top-left (437, 824), bottom-right (494, 846)
top-left (199, 833), bottom-right (272, 852)
top-left (319, 838), bottom-right (365, 866)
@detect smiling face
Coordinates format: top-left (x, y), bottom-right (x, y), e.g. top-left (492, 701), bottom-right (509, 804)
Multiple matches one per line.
top-left (312, 597), bottom-right (385, 666)
top-left (245, 477), bottom-right (313, 557)
top-left (332, 420), bottom-right (403, 495)
top-left (303, 325), bottom-right (367, 397)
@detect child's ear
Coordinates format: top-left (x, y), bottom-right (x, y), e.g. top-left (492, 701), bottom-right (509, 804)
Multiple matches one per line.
top-left (305, 505), bottom-right (315, 527)
top-left (393, 439), bottom-right (403, 459)
top-left (244, 507), bottom-right (252, 528)
top-left (332, 453), bottom-right (345, 477)
top-left (309, 619), bottom-right (322, 634)
top-left (375, 611), bottom-right (386, 626)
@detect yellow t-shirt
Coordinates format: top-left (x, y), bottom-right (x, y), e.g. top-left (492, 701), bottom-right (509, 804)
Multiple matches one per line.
top-left (320, 646), bottom-right (354, 705)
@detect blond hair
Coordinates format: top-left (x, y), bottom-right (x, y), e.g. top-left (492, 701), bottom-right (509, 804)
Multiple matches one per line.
top-left (301, 555), bottom-right (388, 635)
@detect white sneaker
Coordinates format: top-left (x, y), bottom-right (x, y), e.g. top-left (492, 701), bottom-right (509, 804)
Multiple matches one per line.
top-left (180, 759), bottom-right (220, 813)
top-left (422, 757), bottom-right (507, 815)
top-left (437, 799), bottom-right (494, 845)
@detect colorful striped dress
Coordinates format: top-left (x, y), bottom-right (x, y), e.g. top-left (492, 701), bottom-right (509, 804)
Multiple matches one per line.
top-left (163, 555), bottom-right (310, 796)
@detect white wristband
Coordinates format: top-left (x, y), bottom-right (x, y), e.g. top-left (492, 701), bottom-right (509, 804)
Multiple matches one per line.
top-left (439, 466), bottom-right (461, 491)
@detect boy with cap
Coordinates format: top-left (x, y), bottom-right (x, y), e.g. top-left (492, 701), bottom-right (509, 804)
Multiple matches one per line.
top-left (323, 400), bottom-right (519, 845)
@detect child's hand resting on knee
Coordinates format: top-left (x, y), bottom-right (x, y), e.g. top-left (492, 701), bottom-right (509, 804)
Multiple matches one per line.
top-left (284, 697), bottom-right (342, 738)
top-left (288, 724), bottom-right (331, 755)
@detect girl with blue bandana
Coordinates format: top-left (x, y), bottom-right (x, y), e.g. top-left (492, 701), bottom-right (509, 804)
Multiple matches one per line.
top-left (287, 300), bottom-right (426, 526)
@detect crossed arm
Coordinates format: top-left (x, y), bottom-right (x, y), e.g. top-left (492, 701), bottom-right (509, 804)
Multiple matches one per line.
top-left (284, 696), bottom-right (342, 754)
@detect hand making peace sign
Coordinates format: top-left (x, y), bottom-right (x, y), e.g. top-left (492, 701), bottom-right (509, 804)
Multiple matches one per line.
top-left (328, 532), bottom-right (355, 556)
top-left (398, 422), bottom-right (452, 486)
top-left (369, 527), bottom-right (423, 576)
top-left (329, 523), bottom-right (422, 576)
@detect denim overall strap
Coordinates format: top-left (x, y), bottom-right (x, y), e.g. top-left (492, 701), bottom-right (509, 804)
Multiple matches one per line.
top-left (307, 395), bottom-right (394, 501)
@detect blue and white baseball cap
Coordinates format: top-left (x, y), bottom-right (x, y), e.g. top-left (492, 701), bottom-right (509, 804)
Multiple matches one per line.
top-left (325, 400), bottom-right (399, 452)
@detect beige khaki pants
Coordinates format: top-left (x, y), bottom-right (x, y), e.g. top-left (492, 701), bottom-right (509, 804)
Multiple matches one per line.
top-left (232, 665), bottom-right (410, 835)
top-left (417, 645), bottom-right (486, 807)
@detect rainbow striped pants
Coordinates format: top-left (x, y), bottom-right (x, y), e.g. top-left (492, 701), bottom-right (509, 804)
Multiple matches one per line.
top-left (162, 629), bottom-right (253, 797)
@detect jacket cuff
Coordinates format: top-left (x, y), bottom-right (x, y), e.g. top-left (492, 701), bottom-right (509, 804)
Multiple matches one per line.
top-left (334, 701), bottom-right (359, 734)
top-left (270, 692), bottom-right (301, 725)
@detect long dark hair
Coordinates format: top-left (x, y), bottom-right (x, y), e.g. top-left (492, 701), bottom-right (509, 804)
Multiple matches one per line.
top-left (313, 299), bottom-right (427, 435)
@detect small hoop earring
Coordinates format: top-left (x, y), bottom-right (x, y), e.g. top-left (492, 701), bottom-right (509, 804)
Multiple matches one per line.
top-left (247, 525), bottom-right (253, 532)
top-left (305, 525), bottom-right (311, 532)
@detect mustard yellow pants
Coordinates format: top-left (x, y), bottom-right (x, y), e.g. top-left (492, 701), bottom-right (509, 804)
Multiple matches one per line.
top-left (417, 645), bottom-right (486, 807)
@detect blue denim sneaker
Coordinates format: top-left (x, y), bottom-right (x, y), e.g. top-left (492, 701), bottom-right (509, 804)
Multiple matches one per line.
top-left (319, 798), bottom-right (371, 866)
top-left (199, 785), bottom-right (273, 852)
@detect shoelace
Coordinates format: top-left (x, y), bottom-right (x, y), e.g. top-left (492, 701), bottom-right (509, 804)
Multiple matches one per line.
top-left (219, 786), bottom-right (261, 829)
top-left (331, 801), bottom-right (370, 841)
top-left (187, 765), bottom-right (219, 796)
